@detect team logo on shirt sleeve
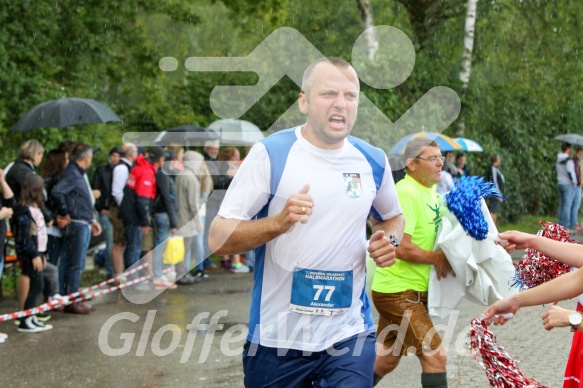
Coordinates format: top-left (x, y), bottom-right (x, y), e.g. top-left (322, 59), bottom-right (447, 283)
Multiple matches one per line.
top-left (343, 173), bottom-right (362, 198)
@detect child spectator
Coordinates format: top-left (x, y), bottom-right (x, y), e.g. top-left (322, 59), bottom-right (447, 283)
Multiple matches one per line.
top-left (14, 174), bottom-right (53, 332)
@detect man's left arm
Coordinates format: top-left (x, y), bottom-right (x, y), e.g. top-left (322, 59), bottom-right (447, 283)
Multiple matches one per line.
top-left (368, 214), bottom-right (405, 268)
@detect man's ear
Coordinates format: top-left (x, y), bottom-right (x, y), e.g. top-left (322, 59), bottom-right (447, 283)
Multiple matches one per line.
top-left (405, 158), bottom-right (416, 172)
top-left (298, 91), bottom-right (308, 114)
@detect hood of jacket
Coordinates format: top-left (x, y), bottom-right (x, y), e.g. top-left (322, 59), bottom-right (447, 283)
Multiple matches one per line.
top-left (183, 151), bottom-right (205, 176)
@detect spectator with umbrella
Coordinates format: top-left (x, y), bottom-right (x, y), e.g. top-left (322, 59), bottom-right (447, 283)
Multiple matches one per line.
top-left (51, 144), bottom-right (102, 314)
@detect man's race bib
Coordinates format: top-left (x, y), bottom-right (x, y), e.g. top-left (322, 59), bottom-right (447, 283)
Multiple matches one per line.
top-left (290, 268), bottom-right (353, 316)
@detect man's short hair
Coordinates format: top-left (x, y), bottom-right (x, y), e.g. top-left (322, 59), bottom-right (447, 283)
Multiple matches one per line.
top-left (18, 139), bottom-right (44, 161)
top-left (121, 143), bottom-right (137, 158)
top-left (73, 143), bottom-right (93, 161)
top-left (301, 57), bottom-right (356, 96)
top-left (562, 142), bottom-right (572, 152)
top-left (204, 139), bottom-right (220, 149)
top-left (403, 137), bottom-right (439, 162)
top-left (491, 153), bottom-right (500, 164)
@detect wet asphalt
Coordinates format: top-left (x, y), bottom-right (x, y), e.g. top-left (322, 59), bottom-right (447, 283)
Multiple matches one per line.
top-left (0, 245), bottom-right (574, 387)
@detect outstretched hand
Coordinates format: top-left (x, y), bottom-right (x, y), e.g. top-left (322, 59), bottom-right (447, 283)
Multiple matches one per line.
top-left (497, 230), bottom-right (532, 253)
top-left (481, 294), bottom-right (520, 326)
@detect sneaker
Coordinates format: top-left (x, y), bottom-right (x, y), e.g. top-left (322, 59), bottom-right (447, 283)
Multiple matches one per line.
top-left (576, 225), bottom-right (583, 231)
top-left (165, 270), bottom-right (177, 283)
top-left (176, 273), bottom-right (199, 285)
top-left (36, 312), bottom-right (52, 322)
top-left (230, 263), bottom-right (250, 273)
top-left (193, 270), bottom-right (209, 279)
top-left (0, 332), bottom-right (7, 343)
top-left (154, 276), bottom-right (177, 290)
top-left (17, 316), bottom-right (53, 333)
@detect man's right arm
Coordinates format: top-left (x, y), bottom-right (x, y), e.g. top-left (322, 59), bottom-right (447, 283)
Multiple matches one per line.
top-left (111, 165), bottom-right (128, 206)
top-left (209, 183), bottom-right (313, 255)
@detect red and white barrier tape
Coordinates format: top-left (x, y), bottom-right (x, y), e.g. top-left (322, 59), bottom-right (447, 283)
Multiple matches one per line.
top-left (0, 263), bottom-right (163, 323)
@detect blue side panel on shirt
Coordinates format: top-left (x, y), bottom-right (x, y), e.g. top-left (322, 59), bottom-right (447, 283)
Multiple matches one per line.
top-left (248, 128), bottom-right (298, 343)
top-left (349, 136), bottom-right (386, 324)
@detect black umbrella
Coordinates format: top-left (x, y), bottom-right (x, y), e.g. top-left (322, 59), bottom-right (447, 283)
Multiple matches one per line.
top-left (155, 125), bottom-right (219, 146)
top-left (12, 97), bottom-right (122, 132)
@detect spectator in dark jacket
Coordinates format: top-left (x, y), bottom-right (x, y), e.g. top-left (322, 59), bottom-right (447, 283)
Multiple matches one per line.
top-left (51, 144), bottom-right (102, 314)
top-left (119, 147), bottom-right (165, 272)
top-left (6, 140), bottom-right (45, 317)
top-left (92, 147), bottom-right (121, 279)
top-left (151, 149), bottom-right (178, 289)
top-left (5, 139), bottom-right (45, 201)
top-left (14, 174), bottom-right (53, 332)
top-left (110, 143), bottom-right (138, 280)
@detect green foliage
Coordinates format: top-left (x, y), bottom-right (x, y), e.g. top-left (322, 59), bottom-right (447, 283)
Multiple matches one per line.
top-left (1, 0), bottom-right (582, 225)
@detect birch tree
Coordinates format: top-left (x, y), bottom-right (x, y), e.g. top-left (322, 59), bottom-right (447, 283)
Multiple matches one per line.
top-left (455, 0), bottom-right (478, 136)
top-left (356, 0), bottom-right (379, 60)
top-left (460, 0), bottom-right (478, 89)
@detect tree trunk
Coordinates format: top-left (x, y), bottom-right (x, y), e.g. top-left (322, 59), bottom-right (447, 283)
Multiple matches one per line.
top-left (455, 0), bottom-right (478, 137)
top-left (460, 0), bottom-right (478, 88)
top-left (356, 0), bottom-right (379, 61)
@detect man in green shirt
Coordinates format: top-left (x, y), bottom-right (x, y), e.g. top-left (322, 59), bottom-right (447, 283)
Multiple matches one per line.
top-left (372, 137), bottom-right (454, 388)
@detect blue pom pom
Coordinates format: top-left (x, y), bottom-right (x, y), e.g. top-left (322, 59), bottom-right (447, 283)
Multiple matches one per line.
top-left (444, 176), bottom-right (501, 241)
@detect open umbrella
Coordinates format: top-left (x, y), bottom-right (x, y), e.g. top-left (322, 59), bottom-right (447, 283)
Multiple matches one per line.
top-left (455, 137), bottom-right (484, 152)
top-left (555, 134), bottom-right (583, 147)
top-left (208, 119), bottom-right (264, 146)
top-left (388, 132), bottom-right (462, 155)
top-left (12, 97), bottom-right (122, 132)
top-left (155, 125), bottom-right (219, 146)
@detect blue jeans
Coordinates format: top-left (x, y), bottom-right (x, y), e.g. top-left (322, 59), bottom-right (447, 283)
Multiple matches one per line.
top-left (99, 213), bottom-right (114, 277)
top-left (178, 236), bottom-right (195, 276)
top-left (559, 184), bottom-right (576, 228)
top-left (153, 213), bottom-right (171, 279)
top-left (60, 222), bottom-right (91, 295)
top-left (572, 187), bottom-right (582, 228)
top-left (194, 215), bottom-right (208, 271)
top-left (123, 223), bottom-right (143, 271)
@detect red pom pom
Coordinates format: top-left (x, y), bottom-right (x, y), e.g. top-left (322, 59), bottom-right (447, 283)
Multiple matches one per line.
top-left (513, 222), bottom-right (576, 290)
top-left (469, 318), bottom-right (548, 387)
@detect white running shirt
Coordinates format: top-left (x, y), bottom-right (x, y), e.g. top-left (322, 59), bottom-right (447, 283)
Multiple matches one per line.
top-left (218, 127), bottom-right (402, 351)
